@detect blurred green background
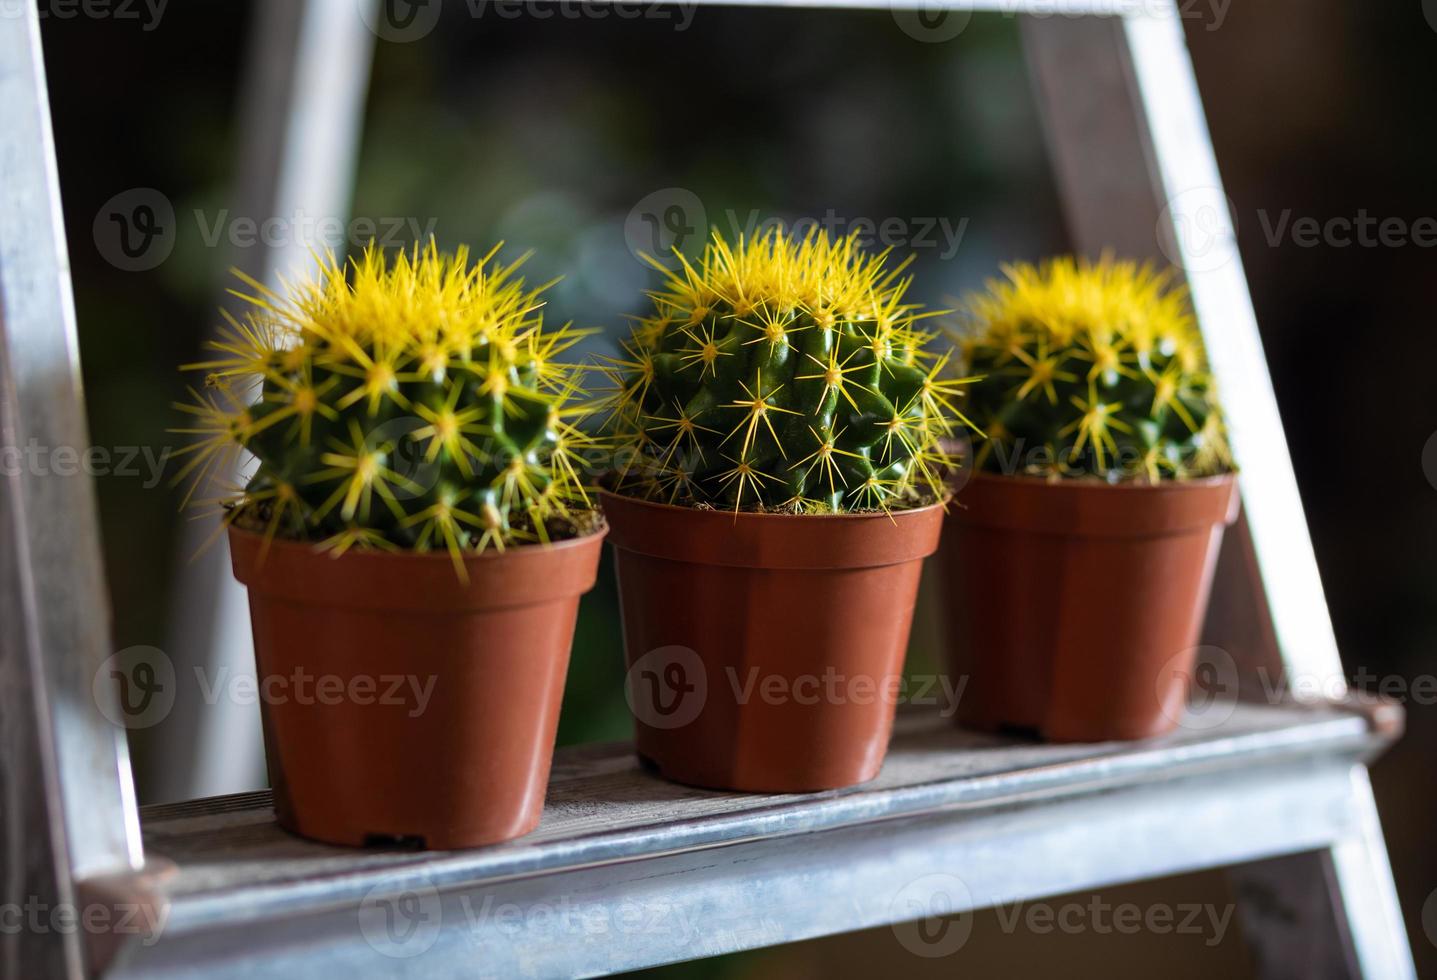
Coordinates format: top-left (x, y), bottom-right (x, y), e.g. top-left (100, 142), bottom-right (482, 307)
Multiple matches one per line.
top-left (38, 2), bottom-right (1437, 975)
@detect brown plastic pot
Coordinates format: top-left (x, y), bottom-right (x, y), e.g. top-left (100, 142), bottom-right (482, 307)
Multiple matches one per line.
top-left (600, 491), bottom-right (945, 792)
top-left (228, 522), bottom-right (605, 849)
top-left (939, 472), bottom-right (1239, 743)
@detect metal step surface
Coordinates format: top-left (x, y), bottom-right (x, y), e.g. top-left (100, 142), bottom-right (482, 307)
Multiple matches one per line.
top-left (91, 700), bottom-right (1397, 978)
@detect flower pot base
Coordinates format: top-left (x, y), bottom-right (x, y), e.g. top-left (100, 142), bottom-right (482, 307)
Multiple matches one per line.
top-left (635, 749), bottom-right (884, 795)
top-left (603, 491), bottom-right (944, 795)
top-left (941, 473), bottom-right (1239, 745)
top-left (271, 810), bottom-right (544, 852)
top-left (956, 712), bottom-right (1179, 745)
top-left (230, 523), bottom-right (606, 851)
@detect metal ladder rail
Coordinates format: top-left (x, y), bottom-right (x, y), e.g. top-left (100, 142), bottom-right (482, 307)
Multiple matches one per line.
top-left (1, 7), bottom-right (143, 977)
top-left (1022, 15), bottom-right (1411, 976)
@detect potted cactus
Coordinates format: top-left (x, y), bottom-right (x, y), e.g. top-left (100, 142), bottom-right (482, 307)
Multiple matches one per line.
top-left (602, 228), bottom-right (964, 792)
top-left (174, 242), bottom-right (605, 848)
top-left (941, 256), bottom-right (1237, 742)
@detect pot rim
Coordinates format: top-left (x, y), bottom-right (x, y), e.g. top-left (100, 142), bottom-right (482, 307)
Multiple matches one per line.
top-left (947, 470), bottom-right (1238, 537)
top-left (597, 486), bottom-right (950, 522)
top-left (228, 516), bottom-right (608, 610)
top-left (227, 512), bottom-right (608, 566)
top-left (958, 470), bottom-right (1237, 493)
top-left (598, 488), bottom-right (946, 570)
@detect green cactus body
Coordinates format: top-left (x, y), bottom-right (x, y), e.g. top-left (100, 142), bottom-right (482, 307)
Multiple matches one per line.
top-left (960, 257), bottom-right (1230, 482)
top-left (174, 242), bottom-right (592, 569)
top-left (607, 228), bottom-right (964, 512)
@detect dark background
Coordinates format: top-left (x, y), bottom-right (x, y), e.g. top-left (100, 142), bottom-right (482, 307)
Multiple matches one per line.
top-left (37, 1), bottom-right (1436, 975)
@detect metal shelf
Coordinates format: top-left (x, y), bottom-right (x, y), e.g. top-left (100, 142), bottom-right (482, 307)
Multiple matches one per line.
top-left (93, 702), bottom-right (1398, 978)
